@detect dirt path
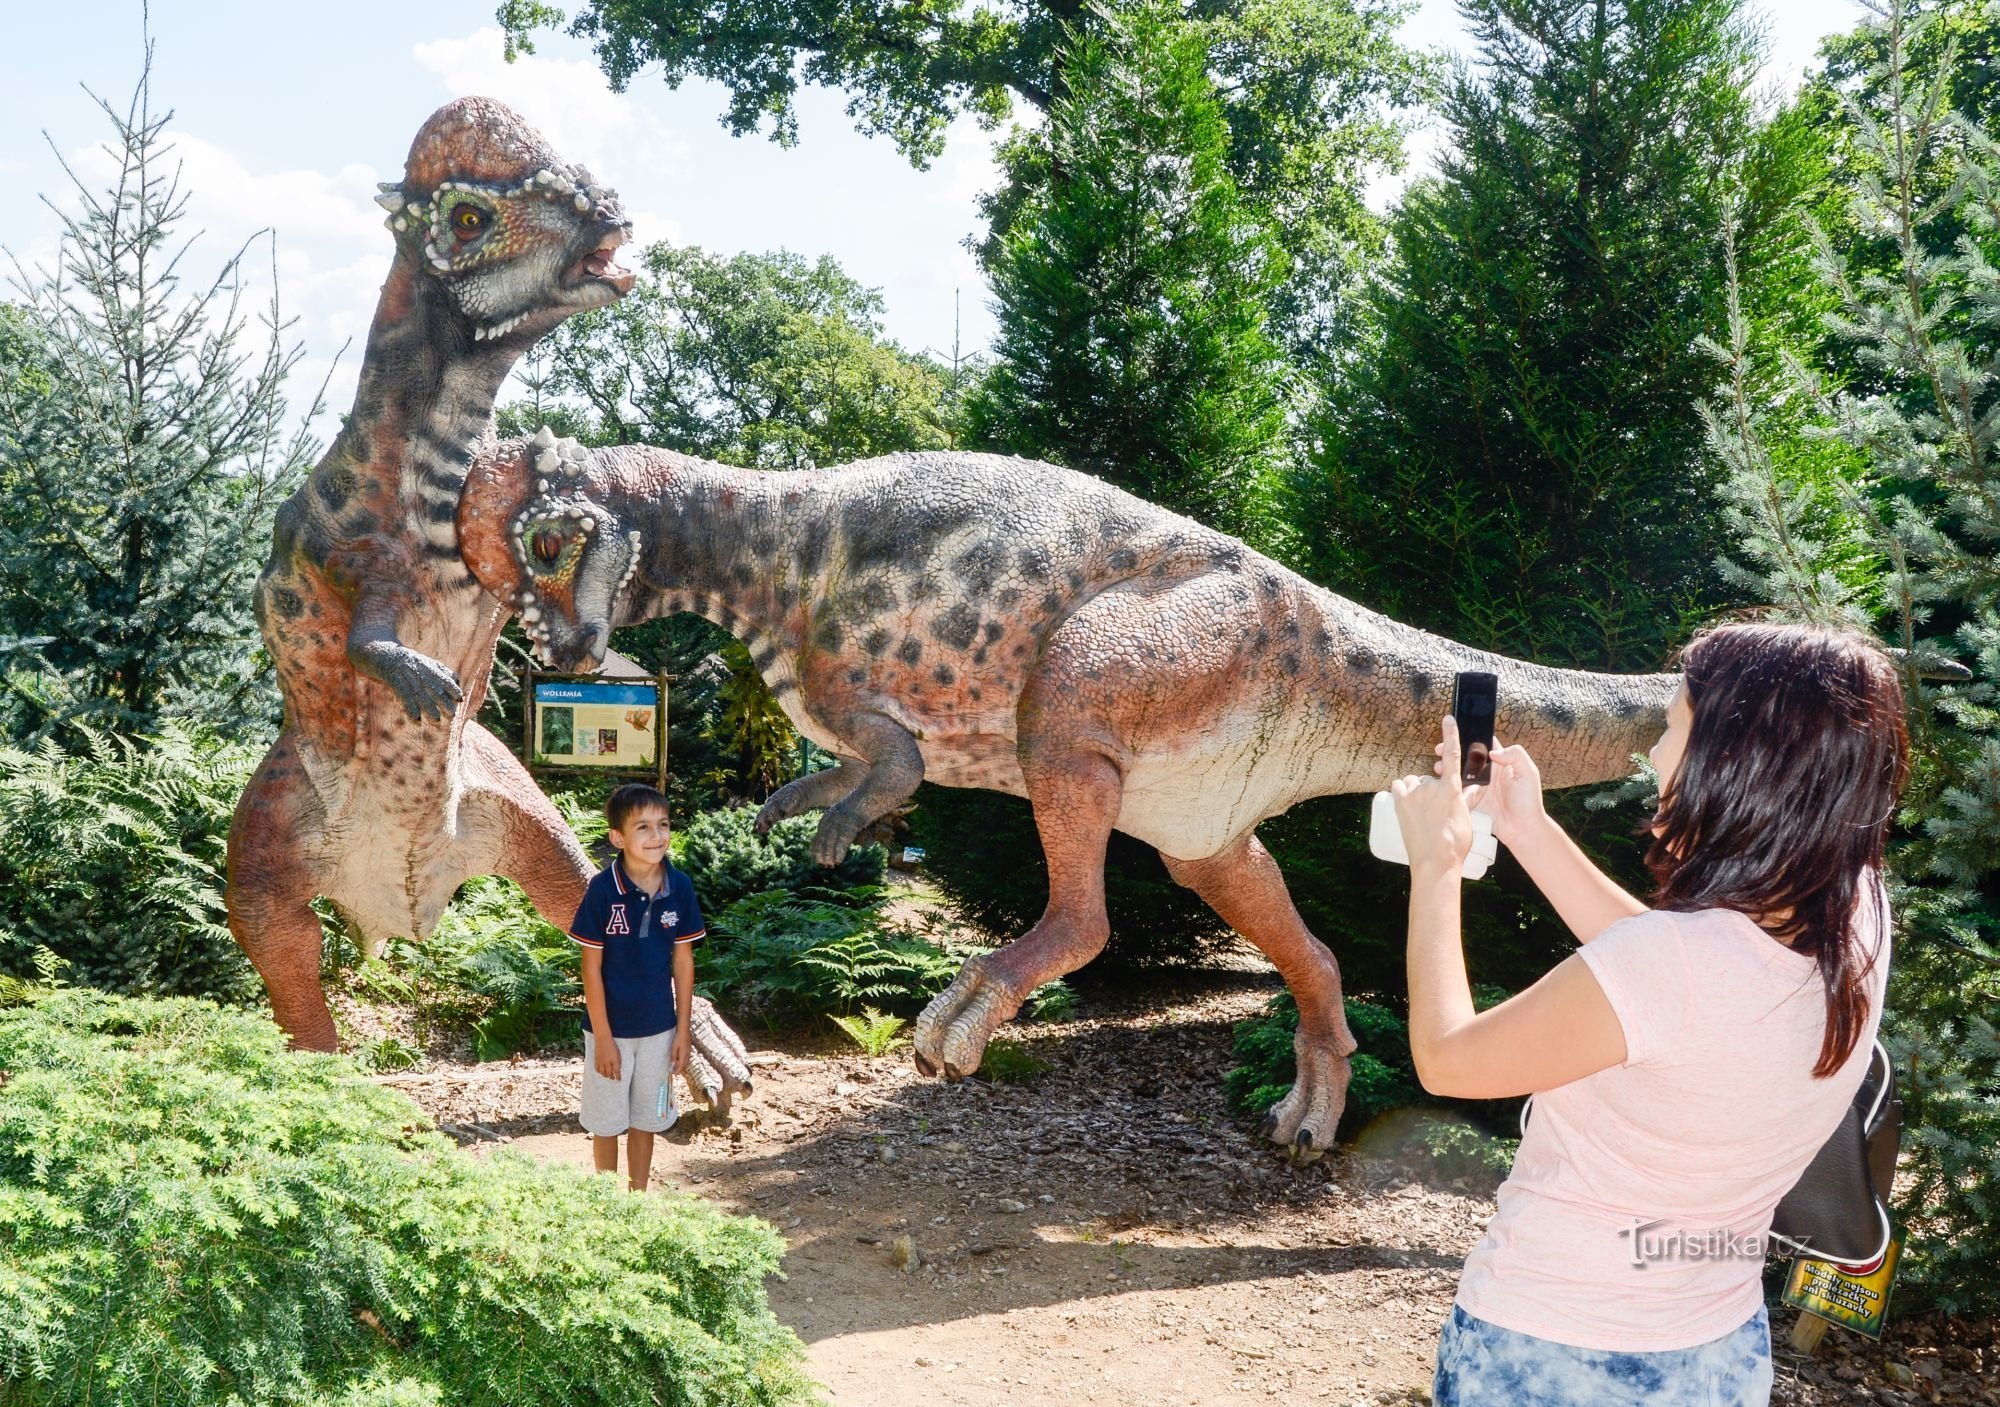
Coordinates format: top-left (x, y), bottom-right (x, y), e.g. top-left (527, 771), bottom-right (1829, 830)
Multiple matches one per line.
top-left (388, 967), bottom-right (1996, 1406)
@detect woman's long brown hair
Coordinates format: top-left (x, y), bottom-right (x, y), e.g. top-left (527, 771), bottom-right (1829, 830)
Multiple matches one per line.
top-left (1646, 623), bottom-right (1908, 1077)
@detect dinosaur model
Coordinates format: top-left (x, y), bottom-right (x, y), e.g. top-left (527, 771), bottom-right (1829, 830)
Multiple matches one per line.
top-left (226, 98), bottom-right (750, 1108)
top-left (456, 442), bottom-right (1678, 1156)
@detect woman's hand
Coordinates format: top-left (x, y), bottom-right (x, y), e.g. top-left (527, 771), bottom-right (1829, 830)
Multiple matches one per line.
top-left (1393, 715), bottom-right (1476, 876)
top-left (1440, 733), bottom-right (1546, 849)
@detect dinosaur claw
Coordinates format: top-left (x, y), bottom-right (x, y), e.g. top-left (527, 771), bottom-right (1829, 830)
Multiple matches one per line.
top-left (913, 1050), bottom-right (937, 1077)
top-left (1261, 1110), bottom-right (1280, 1139)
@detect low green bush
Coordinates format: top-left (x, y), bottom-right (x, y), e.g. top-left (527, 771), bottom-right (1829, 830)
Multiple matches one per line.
top-left (677, 805), bottom-right (885, 912)
top-left (0, 987), bottom-right (815, 1407)
top-left (1224, 987), bottom-right (1522, 1159)
top-left (701, 888), bottom-right (959, 1025)
top-left (0, 723), bottom-right (261, 1003)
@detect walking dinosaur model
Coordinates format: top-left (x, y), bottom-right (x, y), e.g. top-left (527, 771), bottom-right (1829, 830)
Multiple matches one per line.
top-left (456, 442), bottom-right (1679, 1157)
top-left (226, 98), bottom-right (750, 1107)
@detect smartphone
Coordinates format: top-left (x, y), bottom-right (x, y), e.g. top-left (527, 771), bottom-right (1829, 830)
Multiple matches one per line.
top-left (1453, 671), bottom-right (1499, 787)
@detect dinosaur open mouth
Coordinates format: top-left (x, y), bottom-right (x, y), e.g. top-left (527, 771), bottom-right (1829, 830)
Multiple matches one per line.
top-left (566, 233), bottom-right (635, 294)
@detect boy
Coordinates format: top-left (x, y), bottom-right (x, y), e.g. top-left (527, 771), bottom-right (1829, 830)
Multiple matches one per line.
top-left (569, 782), bottom-right (706, 1191)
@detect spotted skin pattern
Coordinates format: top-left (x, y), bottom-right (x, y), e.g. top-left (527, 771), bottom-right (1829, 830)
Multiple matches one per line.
top-left (225, 101), bottom-right (751, 1103)
top-left (460, 443), bottom-right (1678, 1157)
top-left (1432, 1303), bottom-right (1774, 1405)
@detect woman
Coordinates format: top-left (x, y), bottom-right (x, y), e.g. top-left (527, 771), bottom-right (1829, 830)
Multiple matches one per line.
top-left (1389, 622), bottom-right (1906, 1406)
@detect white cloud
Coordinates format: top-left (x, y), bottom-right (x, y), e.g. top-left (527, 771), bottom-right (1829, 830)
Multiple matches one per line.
top-left (410, 28), bottom-right (689, 190)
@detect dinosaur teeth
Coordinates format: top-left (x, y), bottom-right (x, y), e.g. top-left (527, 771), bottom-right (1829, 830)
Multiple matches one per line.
top-left (532, 426), bottom-right (556, 450)
top-left (573, 192), bottom-right (590, 213)
top-left (535, 448), bottom-right (558, 473)
top-left (374, 189), bottom-right (405, 213)
top-left (537, 478), bottom-right (550, 494)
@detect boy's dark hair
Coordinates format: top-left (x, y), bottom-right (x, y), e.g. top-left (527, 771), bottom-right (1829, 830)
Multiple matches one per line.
top-left (606, 783), bottom-right (671, 834)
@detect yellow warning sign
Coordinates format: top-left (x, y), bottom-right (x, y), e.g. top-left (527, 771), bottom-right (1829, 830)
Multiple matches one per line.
top-left (1781, 1236), bottom-right (1901, 1340)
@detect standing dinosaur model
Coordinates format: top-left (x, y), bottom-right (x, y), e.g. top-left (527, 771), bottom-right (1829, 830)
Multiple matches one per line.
top-left (455, 442), bottom-right (1677, 1157)
top-left (227, 99), bottom-right (750, 1107)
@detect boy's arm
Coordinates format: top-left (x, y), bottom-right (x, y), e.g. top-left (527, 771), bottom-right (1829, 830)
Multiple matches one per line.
top-left (670, 940), bottom-right (695, 1073)
top-left (580, 945), bottom-right (619, 1079)
top-left (571, 884), bottom-right (619, 1080)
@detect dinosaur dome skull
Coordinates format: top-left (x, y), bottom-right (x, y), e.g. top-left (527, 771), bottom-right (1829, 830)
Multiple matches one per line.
top-left (375, 97), bottom-right (634, 343)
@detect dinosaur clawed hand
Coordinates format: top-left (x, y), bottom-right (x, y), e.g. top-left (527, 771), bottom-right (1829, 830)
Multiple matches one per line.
top-left (1260, 1028), bottom-right (1353, 1165)
top-left (911, 953), bottom-right (1023, 1080)
top-left (364, 642), bottom-right (464, 723)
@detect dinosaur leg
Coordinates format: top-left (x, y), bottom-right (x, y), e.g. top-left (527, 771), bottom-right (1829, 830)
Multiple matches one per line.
top-left (1162, 835), bottom-right (1360, 1163)
top-left (793, 710), bottom-right (925, 866)
top-left (456, 726), bottom-right (753, 1109)
top-left (226, 732), bottom-right (338, 1051)
top-left (754, 757), bottom-right (865, 835)
top-left (910, 747), bottom-right (1120, 1079)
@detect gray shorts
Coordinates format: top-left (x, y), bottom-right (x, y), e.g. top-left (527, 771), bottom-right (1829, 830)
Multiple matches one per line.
top-left (580, 1029), bottom-right (678, 1136)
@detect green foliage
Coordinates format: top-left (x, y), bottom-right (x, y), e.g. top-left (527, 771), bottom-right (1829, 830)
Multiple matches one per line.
top-left (1224, 992), bottom-right (1421, 1135)
top-left (1413, 1117), bottom-right (1520, 1182)
top-left (907, 783), bottom-right (1229, 967)
top-left (0, 723), bottom-right (261, 1003)
top-left (1703, 0), bottom-right (2000, 1314)
top-left (0, 988), bottom-right (814, 1407)
top-left (975, 1037), bottom-right (1047, 1084)
top-left (519, 242), bottom-right (955, 467)
top-left (706, 640), bottom-right (802, 801)
top-left (967, 3), bottom-right (1293, 551)
top-left (0, 62), bottom-right (319, 740)
top-left (356, 878), bottom-right (582, 1061)
top-left (701, 887), bottom-right (960, 1024)
top-left (1304, 0), bottom-right (1775, 669)
top-left (500, 0), bottom-right (1424, 369)
top-left (678, 804), bottom-right (886, 913)
top-left (828, 1005), bottom-right (908, 1056)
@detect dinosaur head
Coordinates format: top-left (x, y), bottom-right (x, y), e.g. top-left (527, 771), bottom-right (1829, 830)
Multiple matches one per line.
top-left (375, 97), bottom-right (634, 346)
top-left (460, 428), bottom-right (641, 671)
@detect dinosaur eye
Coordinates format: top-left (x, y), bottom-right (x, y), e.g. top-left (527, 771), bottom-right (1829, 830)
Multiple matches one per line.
top-left (531, 528), bottom-right (565, 565)
top-left (453, 205), bottom-right (489, 240)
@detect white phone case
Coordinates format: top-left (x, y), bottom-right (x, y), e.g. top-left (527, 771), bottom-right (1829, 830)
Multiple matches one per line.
top-left (1369, 790), bottom-right (1498, 880)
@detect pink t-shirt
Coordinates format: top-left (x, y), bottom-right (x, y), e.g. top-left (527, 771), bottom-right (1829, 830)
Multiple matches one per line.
top-left (1452, 886), bottom-right (1891, 1351)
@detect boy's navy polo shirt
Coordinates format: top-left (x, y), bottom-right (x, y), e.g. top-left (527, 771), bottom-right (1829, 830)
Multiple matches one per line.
top-left (569, 858), bottom-right (706, 1039)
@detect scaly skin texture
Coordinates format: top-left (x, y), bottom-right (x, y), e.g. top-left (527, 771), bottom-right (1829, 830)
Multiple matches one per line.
top-left (226, 101), bottom-right (751, 1107)
top-left (460, 443), bottom-right (1678, 1157)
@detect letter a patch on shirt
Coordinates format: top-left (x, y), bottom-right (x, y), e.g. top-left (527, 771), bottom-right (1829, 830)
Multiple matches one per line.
top-left (604, 904), bottom-right (631, 936)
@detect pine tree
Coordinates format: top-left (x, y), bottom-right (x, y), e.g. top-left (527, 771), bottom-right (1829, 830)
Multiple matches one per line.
top-left (966, 1), bottom-right (1293, 550)
top-left (0, 53), bottom-right (320, 740)
top-left (1305, 0), bottom-right (1772, 671)
top-left (1704, 0), bottom-right (2000, 1312)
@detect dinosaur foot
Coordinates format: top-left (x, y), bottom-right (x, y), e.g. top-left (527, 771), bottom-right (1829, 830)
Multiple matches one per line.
top-left (911, 954), bottom-right (1022, 1080)
top-left (681, 996), bottom-right (754, 1116)
top-left (811, 805), bottom-right (866, 867)
top-left (1261, 1029), bottom-right (1354, 1166)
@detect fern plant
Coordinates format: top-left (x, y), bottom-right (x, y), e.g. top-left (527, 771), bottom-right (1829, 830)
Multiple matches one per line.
top-left (829, 1006), bottom-right (908, 1056)
top-left (701, 887), bottom-right (960, 1026)
top-left (0, 722), bottom-right (261, 1002)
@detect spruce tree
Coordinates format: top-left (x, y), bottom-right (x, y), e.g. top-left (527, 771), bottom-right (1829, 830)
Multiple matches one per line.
top-left (1703, 0), bottom-right (2000, 1312)
top-left (0, 57), bottom-right (320, 740)
top-left (1305, 0), bottom-right (1770, 671)
top-left (965, 1), bottom-right (1293, 549)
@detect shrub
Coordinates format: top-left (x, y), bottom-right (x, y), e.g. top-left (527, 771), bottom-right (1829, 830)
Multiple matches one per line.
top-left (0, 723), bottom-right (261, 1004)
top-left (678, 804), bottom-right (885, 912)
top-left (1224, 987), bottom-right (1521, 1152)
top-left (1224, 992), bottom-right (1421, 1137)
top-left (0, 988), bottom-right (815, 1407)
top-left (701, 888), bottom-right (959, 1025)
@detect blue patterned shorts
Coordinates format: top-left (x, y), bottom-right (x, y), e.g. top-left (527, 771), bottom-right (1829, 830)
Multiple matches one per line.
top-left (1433, 1302), bottom-right (1773, 1406)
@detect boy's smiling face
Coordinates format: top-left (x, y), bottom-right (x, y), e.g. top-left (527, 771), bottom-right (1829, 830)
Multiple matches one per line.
top-left (609, 805), bottom-right (671, 869)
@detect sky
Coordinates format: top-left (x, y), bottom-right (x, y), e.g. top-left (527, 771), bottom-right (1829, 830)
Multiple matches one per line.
top-left (0, 1), bottom-right (1866, 441)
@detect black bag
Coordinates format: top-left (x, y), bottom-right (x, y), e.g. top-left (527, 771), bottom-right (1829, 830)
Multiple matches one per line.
top-left (1768, 1038), bottom-right (1901, 1271)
